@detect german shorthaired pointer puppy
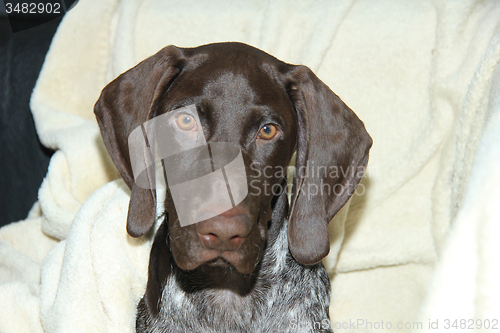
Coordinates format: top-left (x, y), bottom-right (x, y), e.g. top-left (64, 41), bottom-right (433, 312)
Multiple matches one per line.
top-left (94, 42), bottom-right (372, 332)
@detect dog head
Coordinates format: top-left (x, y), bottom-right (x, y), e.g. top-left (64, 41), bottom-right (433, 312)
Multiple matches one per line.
top-left (94, 41), bottom-right (371, 291)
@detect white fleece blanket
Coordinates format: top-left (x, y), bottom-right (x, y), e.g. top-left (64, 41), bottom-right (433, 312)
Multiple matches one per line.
top-left (1, 0), bottom-right (500, 332)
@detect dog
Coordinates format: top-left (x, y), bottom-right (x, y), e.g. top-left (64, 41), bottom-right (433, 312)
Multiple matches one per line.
top-left (94, 42), bottom-right (372, 332)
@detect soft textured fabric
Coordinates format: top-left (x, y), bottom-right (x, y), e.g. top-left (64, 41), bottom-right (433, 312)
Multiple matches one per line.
top-left (1, 1), bottom-right (499, 332)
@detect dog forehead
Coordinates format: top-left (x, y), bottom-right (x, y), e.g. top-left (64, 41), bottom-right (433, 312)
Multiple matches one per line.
top-left (166, 64), bottom-right (293, 117)
top-left (186, 45), bottom-right (289, 101)
top-left (202, 72), bottom-right (259, 106)
top-left (186, 42), bottom-right (284, 68)
top-left (199, 71), bottom-right (294, 130)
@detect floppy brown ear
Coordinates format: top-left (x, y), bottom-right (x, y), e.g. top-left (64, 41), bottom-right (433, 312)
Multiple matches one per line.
top-left (284, 65), bottom-right (372, 265)
top-left (94, 45), bottom-right (185, 237)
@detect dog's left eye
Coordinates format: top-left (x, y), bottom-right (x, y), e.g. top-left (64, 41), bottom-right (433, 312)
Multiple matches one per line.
top-left (175, 114), bottom-right (196, 131)
top-left (258, 124), bottom-right (278, 140)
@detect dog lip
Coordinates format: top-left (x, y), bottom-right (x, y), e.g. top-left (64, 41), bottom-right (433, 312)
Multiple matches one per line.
top-left (221, 251), bottom-right (256, 274)
top-left (185, 250), bottom-right (256, 274)
top-left (205, 257), bottom-right (231, 267)
top-left (182, 250), bottom-right (219, 270)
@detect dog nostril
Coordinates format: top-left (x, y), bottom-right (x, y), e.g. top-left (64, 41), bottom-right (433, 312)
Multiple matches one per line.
top-left (200, 233), bottom-right (218, 247)
top-left (230, 235), bottom-right (244, 247)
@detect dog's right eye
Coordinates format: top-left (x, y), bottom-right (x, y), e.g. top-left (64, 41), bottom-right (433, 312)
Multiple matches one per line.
top-left (175, 114), bottom-right (196, 131)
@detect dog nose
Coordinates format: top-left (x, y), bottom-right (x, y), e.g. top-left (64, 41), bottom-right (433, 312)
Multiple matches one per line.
top-left (196, 212), bottom-right (250, 251)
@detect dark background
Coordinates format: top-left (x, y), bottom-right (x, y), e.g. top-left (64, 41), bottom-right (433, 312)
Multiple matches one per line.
top-left (0, 1), bottom-right (77, 227)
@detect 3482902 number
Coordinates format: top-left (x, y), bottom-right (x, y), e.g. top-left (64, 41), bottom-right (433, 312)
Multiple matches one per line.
top-left (443, 319), bottom-right (498, 330)
top-left (5, 2), bottom-right (62, 14)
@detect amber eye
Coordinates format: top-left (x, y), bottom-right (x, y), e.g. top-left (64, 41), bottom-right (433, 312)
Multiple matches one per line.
top-left (175, 113), bottom-right (196, 131)
top-left (258, 124), bottom-right (278, 140)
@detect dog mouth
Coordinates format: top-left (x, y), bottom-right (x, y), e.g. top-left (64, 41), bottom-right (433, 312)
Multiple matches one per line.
top-left (173, 247), bottom-right (259, 275)
top-left (200, 250), bottom-right (257, 274)
top-left (205, 256), bottom-right (232, 267)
